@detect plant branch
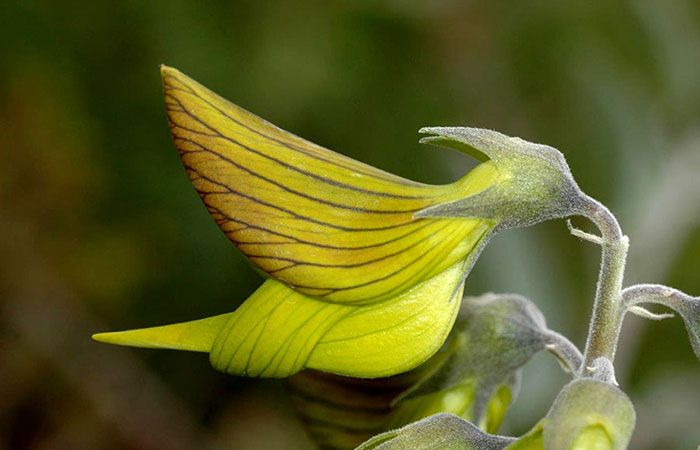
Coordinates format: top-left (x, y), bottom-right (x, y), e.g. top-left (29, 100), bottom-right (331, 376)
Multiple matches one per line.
top-left (572, 193), bottom-right (629, 375)
top-left (542, 330), bottom-right (584, 375)
top-left (622, 284), bottom-right (696, 310)
top-left (621, 284), bottom-right (700, 361)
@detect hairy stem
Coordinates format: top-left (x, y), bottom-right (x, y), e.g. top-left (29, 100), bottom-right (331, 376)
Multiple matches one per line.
top-left (542, 330), bottom-right (584, 375)
top-left (622, 284), bottom-right (696, 310)
top-left (574, 194), bottom-right (629, 375)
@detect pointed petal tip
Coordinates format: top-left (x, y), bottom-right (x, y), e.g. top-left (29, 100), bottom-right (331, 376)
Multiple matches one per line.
top-left (92, 329), bottom-right (184, 350)
top-left (90, 313), bottom-right (234, 353)
top-left (160, 65), bottom-right (193, 87)
top-left (90, 328), bottom-right (188, 350)
top-left (91, 331), bottom-right (115, 344)
top-left (160, 65), bottom-right (180, 91)
top-left (159, 64), bottom-right (177, 77)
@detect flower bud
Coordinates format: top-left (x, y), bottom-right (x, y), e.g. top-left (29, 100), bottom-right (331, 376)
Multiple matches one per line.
top-left (544, 379), bottom-right (635, 450)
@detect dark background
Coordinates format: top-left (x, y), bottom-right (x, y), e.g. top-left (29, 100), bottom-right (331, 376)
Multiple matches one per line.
top-left (1, 1), bottom-right (699, 449)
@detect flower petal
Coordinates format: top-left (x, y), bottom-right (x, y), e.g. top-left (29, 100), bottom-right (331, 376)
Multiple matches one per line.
top-left (93, 259), bottom-right (468, 379)
top-left (92, 313), bottom-right (231, 352)
top-left (161, 66), bottom-right (498, 303)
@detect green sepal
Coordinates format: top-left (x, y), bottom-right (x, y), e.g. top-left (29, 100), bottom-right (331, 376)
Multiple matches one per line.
top-left (416, 127), bottom-right (583, 229)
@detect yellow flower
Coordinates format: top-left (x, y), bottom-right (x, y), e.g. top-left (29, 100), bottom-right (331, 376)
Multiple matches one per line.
top-left (94, 67), bottom-right (578, 379)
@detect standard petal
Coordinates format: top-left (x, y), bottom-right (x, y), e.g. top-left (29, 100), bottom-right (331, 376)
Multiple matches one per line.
top-left (161, 66), bottom-right (498, 303)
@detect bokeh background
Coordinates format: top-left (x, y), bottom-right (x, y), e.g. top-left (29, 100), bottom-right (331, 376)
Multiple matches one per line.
top-left (1, 0), bottom-right (699, 449)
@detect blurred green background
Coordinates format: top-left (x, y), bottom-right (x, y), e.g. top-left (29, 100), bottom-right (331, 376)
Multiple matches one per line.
top-left (1, 0), bottom-right (699, 449)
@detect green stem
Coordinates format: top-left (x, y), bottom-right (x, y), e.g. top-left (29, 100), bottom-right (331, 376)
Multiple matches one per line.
top-left (622, 284), bottom-right (695, 311)
top-left (574, 194), bottom-right (629, 376)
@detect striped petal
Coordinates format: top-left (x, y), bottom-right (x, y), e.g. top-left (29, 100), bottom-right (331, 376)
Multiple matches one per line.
top-left (161, 66), bottom-right (500, 303)
top-left (94, 259), bottom-right (469, 378)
